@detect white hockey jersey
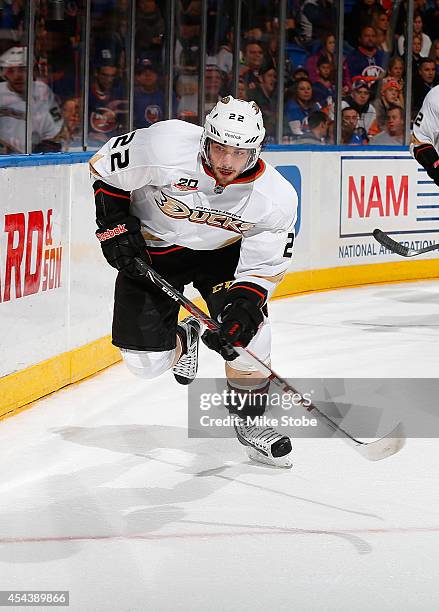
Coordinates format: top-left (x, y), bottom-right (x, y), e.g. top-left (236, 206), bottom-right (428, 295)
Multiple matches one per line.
top-left (0, 80), bottom-right (63, 153)
top-left (412, 84), bottom-right (439, 150)
top-left (90, 120), bottom-right (298, 294)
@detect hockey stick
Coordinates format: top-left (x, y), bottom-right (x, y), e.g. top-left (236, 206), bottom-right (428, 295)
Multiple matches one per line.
top-left (134, 257), bottom-right (405, 461)
top-left (373, 228), bottom-right (439, 257)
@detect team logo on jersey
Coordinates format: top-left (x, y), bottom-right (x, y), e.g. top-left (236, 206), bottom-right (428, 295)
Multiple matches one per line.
top-left (361, 65), bottom-right (385, 80)
top-left (173, 178), bottom-right (199, 191)
top-left (155, 191), bottom-right (255, 234)
top-left (90, 107), bottom-right (117, 133)
top-left (145, 104), bottom-right (162, 124)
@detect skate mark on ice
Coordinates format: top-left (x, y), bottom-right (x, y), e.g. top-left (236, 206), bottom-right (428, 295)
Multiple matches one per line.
top-left (180, 518), bottom-right (372, 555)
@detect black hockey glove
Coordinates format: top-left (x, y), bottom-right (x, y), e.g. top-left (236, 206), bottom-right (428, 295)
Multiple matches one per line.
top-left (96, 215), bottom-right (151, 278)
top-left (202, 283), bottom-right (267, 361)
top-left (413, 143), bottom-right (439, 186)
top-left (93, 179), bottom-right (150, 278)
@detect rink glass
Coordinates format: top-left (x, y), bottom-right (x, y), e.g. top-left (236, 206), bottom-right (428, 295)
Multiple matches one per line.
top-left (0, 0), bottom-right (418, 154)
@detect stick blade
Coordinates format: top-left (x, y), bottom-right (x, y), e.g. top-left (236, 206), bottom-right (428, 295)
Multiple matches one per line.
top-left (358, 422), bottom-right (406, 461)
top-left (373, 229), bottom-right (411, 257)
top-left (373, 229), bottom-right (410, 257)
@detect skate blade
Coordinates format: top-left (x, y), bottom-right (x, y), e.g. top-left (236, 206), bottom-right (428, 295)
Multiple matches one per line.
top-left (246, 447), bottom-right (293, 469)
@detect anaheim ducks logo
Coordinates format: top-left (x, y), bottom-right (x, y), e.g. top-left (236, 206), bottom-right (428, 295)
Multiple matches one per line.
top-left (156, 192), bottom-right (190, 218)
top-left (155, 191), bottom-right (255, 234)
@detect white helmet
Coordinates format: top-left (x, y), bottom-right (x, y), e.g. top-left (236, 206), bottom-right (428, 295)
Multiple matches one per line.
top-left (0, 46), bottom-right (27, 68)
top-left (200, 96), bottom-right (265, 173)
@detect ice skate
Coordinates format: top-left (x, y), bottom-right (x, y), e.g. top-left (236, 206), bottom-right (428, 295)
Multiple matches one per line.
top-left (173, 316), bottom-right (202, 385)
top-left (234, 419), bottom-right (292, 468)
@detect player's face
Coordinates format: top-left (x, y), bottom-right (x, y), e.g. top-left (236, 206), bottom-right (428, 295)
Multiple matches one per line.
top-left (4, 66), bottom-right (26, 95)
top-left (208, 141), bottom-right (251, 186)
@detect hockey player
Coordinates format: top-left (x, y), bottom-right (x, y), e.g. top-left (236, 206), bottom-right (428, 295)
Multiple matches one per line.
top-left (411, 84), bottom-right (439, 185)
top-left (89, 96), bottom-right (298, 467)
top-left (0, 46), bottom-right (63, 153)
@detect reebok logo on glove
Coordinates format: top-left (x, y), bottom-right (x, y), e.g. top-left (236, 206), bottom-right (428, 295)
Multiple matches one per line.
top-left (96, 224), bottom-right (128, 242)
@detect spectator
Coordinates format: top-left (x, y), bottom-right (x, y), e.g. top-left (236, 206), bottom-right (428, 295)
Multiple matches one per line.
top-left (386, 56), bottom-right (405, 104)
top-left (59, 97), bottom-right (81, 151)
top-left (205, 63), bottom-right (224, 113)
top-left (285, 77), bottom-right (321, 137)
top-left (341, 106), bottom-right (368, 145)
top-left (92, 10), bottom-right (126, 74)
top-left (428, 38), bottom-right (439, 77)
top-left (240, 40), bottom-right (266, 91)
top-left (373, 78), bottom-right (402, 131)
top-left (216, 29), bottom-right (233, 75)
top-left (88, 62), bottom-right (127, 145)
top-left (342, 78), bottom-right (376, 136)
top-left (0, 46), bottom-right (63, 154)
top-left (174, 13), bottom-right (201, 70)
top-left (291, 66), bottom-right (311, 83)
top-left (266, 34), bottom-right (279, 69)
top-left (371, 7), bottom-right (392, 53)
top-left (347, 25), bottom-right (387, 81)
top-left (238, 77), bottom-right (248, 100)
top-left (312, 55), bottom-right (335, 111)
top-left (243, 26), bottom-right (264, 42)
top-left (298, 110), bottom-right (329, 144)
top-left (306, 32), bottom-right (351, 93)
top-left (249, 60), bottom-right (277, 140)
top-left (299, 0), bottom-right (336, 48)
top-left (135, 0), bottom-right (165, 64)
top-left (180, 0), bottom-right (202, 17)
top-left (398, 12), bottom-right (432, 58)
top-left (412, 58), bottom-right (438, 117)
top-left (423, 0), bottom-right (439, 42)
top-left (133, 59), bottom-right (167, 128)
top-left (371, 105), bottom-right (405, 145)
top-left (175, 67), bottom-right (198, 121)
top-left (345, 0), bottom-right (382, 49)
top-left (411, 33), bottom-right (424, 73)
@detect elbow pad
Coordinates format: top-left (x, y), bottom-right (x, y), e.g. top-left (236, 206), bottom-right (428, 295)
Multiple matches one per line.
top-left (412, 143), bottom-right (439, 171)
top-left (93, 179), bottom-right (131, 228)
top-left (412, 144), bottom-right (439, 186)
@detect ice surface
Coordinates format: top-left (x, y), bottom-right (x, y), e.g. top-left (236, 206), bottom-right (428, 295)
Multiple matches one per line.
top-left (0, 281), bottom-right (438, 612)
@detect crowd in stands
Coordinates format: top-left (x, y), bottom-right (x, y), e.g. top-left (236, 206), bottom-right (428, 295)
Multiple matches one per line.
top-left (0, 0), bottom-right (437, 153)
